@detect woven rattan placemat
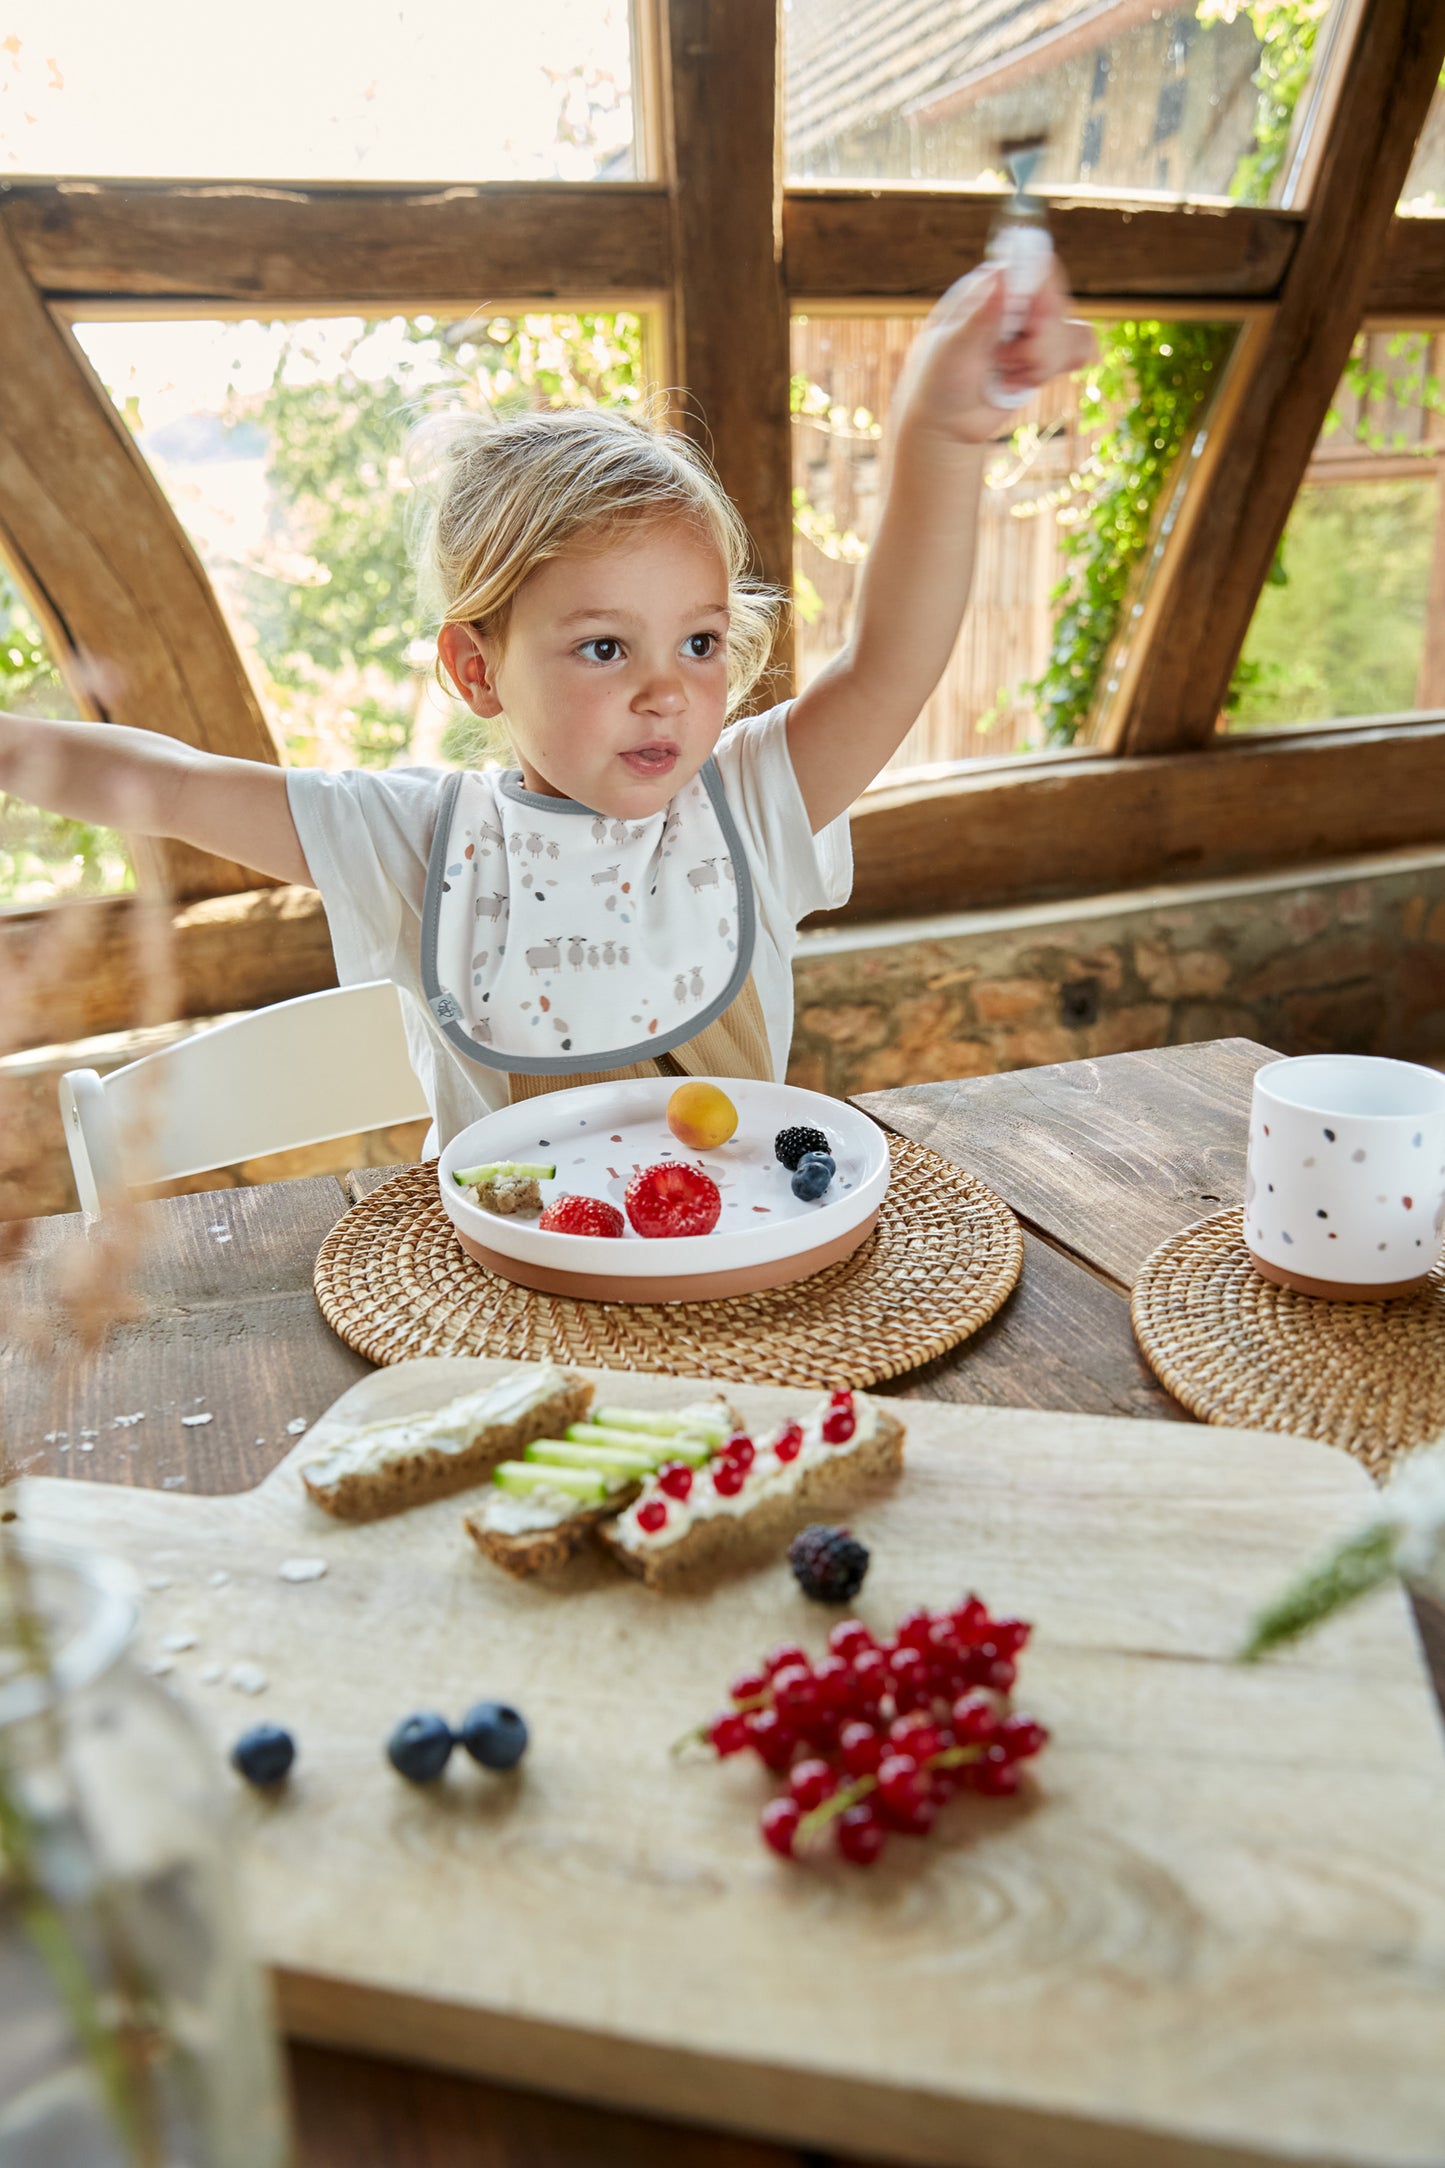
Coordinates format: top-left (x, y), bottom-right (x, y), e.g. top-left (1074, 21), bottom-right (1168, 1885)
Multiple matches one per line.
top-left (1132, 1207), bottom-right (1445, 1477)
top-left (313, 1138), bottom-right (1022, 1388)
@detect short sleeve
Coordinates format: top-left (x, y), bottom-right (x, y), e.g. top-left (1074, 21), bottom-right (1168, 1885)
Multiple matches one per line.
top-left (285, 764), bottom-right (449, 985)
top-left (711, 701), bottom-right (853, 926)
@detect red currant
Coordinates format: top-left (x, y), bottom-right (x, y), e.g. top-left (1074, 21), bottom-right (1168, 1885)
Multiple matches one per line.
top-left (765, 1643), bottom-right (809, 1677)
top-left (998, 1715), bottom-right (1048, 1760)
top-left (812, 1654), bottom-right (853, 1710)
top-left (951, 1693), bottom-right (998, 1744)
top-left (876, 1753), bottom-right (927, 1816)
top-left (730, 1669), bottom-right (768, 1705)
top-left (658, 1461), bottom-right (694, 1501)
top-left (829, 1388), bottom-right (854, 1405)
top-left (821, 1405), bottom-right (856, 1444)
top-left (985, 1657), bottom-right (1017, 1694)
top-left (835, 1802), bottom-right (886, 1866)
top-left (721, 1432), bottom-right (755, 1470)
top-left (839, 1720), bottom-right (884, 1776)
top-left (712, 1459), bottom-right (746, 1497)
top-left (747, 1709), bottom-right (797, 1770)
top-left (827, 1618), bottom-right (873, 1661)
top-left (707, 1712), bottom-right (751, 1757)
top-left (889, 1715), bottom-right (945, 1762)
top-left (886, 1795), bottom-right (937, 1837)
top-left (992, 1617), bottom-right (1032, 1656)
top-left (973, 1758), bottom-right (1022, 1798)
top-left (897, 1609), bottom-right (934, 1652)
top-left (849, 1648), bottom-right (888, 1708)
top-left (788, 1758), bottom-right (837, 1811)
top-left (887, 1645), bottom-right (929, 1709)
top-left (773, 1420), bottom-right (804, 1463)
top-left (760, 1797), bottom-right (801, 1856)
top-left (950, 1596), bottom-right (990, 1643)
top-left (773, 1667), bottom-right (820, 1724)
top-left (636, 1498), bottom-right (668, 1534)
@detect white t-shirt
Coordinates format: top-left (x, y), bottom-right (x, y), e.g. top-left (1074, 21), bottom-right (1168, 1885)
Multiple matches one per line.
top-left (286, 701), bottom-right (852, 1151)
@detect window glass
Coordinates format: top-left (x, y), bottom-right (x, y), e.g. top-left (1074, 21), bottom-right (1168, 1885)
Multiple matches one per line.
top-left (1400, 75), bottom-right (1445, 212)
top-left (784, 0), bottom-right (1342, 204)
top-left (0, 561), bottom-right (134, 909)
top-left (71, 311), bottom-right (647, 772)
top-left (1, 3), bottom-right (637, 182)
top-left (1228, 332), bottom-right (1445, 729)
top-left (793, 312), bottom-right (1238, 775)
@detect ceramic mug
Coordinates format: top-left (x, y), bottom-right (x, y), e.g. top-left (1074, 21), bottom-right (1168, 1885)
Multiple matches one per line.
top-left (1245, 1055), bottom-right (1445, 1299)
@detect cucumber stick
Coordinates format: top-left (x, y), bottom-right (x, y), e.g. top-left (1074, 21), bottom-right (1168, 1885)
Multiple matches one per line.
top-left (493, 1461), bottom-right (608, 1501)
top-left (567, 1423), bottom-right (712, 1467)
top-left (527, 1439), bottom-right (655, 1479)
top-left (453, 1160), bottom-right (556, 1184)
top-left (592, 1405), bottom-right (730, 1446)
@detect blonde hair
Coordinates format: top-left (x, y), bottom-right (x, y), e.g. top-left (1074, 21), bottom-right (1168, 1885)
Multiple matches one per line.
top-left (408, 404), bottom-right (782, 716)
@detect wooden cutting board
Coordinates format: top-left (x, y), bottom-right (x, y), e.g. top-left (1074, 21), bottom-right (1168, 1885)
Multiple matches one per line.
top-left (20, 1361), bottom-right (1445, 2168)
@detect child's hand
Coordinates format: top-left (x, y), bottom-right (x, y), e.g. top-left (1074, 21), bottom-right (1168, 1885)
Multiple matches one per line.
top-left (893, 260), bottom-right (1095, 447)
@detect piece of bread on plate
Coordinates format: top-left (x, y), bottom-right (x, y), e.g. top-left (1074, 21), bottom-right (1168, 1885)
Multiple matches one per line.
top-left (598, 1390), bottom-right (904, 1589)
top-left (462, 1395), bottom-right (739, 1578)
top-left (299, 1365), bottom-right (592, 1520)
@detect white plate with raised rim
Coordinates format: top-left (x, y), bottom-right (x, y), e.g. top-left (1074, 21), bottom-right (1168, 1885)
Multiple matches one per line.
top-left (437, 1077), bottom-right (889, 1303)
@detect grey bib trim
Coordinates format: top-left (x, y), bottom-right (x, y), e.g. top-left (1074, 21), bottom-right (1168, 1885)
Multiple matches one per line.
top-left (420, 762), bottom-right (758, 1077)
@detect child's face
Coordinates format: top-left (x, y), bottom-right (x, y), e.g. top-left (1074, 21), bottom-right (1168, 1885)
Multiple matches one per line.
top-left (462, 517), bottom-right (733, 818)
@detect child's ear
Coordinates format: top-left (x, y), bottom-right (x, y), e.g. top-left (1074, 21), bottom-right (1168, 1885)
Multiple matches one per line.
top-left (437, 623), bottom-right (505, 718)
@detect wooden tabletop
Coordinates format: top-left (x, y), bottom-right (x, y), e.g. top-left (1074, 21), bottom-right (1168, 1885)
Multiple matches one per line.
top-left (5, 1036), bottom-right (1441, 2167)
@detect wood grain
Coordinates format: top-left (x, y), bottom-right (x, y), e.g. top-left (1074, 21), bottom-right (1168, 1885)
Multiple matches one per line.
top-left (666, 0), bottom-right (794, 622)
top-left (786, 191), bottom-right (1301, 306)
top-left (858, 1038), bottom-right (1274, 1286)
top-left (2, 181), bottom-right (672, 306)
top-left (0, 221), bottom-right (282, 899)
top-left (0, 884), bottom-right (337, 1043)
top-left (1100, 0), bottom-right (1445, 754)
top-left (20, 1362), bottom-right (1445, 2168)
top-left (1, 1177), bottom-right (369, 1493)
top-left (840, 721), bottom-right (1445, 923)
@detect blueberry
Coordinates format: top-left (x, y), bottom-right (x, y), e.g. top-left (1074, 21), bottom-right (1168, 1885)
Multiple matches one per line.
top-left (790, 1152), bottom-right (834, 1203)
top-left (231, 1723), bottom-right (295, 1788)
top-left (458, 1700), bottom-right (529, 1771)
top-left (387, 1712), bottom-right (454, 1782)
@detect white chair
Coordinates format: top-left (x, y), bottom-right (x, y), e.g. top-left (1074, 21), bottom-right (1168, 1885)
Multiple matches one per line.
top-left (60, 980), bottom-right (431, 1216)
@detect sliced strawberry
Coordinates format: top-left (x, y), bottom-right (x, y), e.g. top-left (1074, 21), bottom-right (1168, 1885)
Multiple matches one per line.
top-left (537, 1195), bottom-right (625, 1239)
top-left (625, 1161), bottom-right (722, 1239)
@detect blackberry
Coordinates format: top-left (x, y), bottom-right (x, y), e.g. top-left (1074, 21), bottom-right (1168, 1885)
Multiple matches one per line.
top-left (775, 1124), bottom-right (830, 1171)
top-left (788, 1524), bottom-right (870, 1604)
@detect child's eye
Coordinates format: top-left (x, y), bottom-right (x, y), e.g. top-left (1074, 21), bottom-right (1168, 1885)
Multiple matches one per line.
top-left (578, 637), bottom-right (623, 663)
top-left (685, 633), bottom-right (720, 659)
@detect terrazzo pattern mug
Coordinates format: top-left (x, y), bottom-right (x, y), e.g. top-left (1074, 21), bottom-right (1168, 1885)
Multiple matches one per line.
top-left (1246, 1055), bottom-right (1445, 1300)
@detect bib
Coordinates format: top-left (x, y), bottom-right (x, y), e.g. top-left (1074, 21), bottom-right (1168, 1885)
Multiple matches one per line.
top-left (420, 762), bottom-right (757, 1079)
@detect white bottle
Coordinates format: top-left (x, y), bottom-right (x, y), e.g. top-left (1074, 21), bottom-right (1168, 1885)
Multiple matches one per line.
top-left (986, 154), bottom-right (1053, 410)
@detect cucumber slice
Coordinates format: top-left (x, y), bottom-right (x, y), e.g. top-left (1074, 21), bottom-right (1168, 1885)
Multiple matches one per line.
top-left (493, 1460), bottom-right (608, 1501)
top-left (569, 1423), bottom-right (711, 1466)
top-left (593, 1405), bottom-right (730, 1446)
top-left (526, 1439), bottom-right (656, 1479)
top-left (453, 1160), bottom-right (556, 1185)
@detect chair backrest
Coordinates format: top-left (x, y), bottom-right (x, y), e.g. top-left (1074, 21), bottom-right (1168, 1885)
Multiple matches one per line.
top-left (59, 981), bottom-right (431, 1215)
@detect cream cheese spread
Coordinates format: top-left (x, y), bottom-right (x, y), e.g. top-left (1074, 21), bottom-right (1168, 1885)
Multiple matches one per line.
top-left (300, 1367), bottom-right (574, 1494)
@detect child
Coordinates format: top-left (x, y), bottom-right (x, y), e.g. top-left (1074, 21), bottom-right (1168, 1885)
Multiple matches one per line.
top-left (0, 266), bottom-right (1089, 1144)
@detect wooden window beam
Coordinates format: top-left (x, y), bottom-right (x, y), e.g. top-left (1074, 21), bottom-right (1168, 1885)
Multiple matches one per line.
top-left (1096, 0), bottom-right (1445, 756)
top-left (0, 220), bottom-right (283, 902)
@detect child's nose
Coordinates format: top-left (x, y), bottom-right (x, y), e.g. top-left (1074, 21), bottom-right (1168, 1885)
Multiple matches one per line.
top-left (636, 667), bottom-right (685, 715)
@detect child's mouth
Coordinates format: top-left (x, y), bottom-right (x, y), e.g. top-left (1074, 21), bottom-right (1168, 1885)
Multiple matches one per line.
top-left (620, 741), bottom-right (679, 778)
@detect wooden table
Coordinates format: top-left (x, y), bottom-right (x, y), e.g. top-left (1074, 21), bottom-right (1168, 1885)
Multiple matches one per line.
top-left (5, 1037), bottom-right (1441, 2165)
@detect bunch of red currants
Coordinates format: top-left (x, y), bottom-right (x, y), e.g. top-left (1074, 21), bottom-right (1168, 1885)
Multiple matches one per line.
top-left (693, 1597), bottom-right (1047, 1867)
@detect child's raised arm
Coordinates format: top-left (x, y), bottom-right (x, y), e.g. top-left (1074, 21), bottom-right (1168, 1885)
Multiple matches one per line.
top-left (0, 712), bottom-right (311, 886)
top-left (786, 264), bottom-right (1094, 830)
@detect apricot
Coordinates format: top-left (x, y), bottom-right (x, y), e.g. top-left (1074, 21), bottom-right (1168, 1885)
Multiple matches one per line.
top-left (666, 1080), bottom-right (739, 1152)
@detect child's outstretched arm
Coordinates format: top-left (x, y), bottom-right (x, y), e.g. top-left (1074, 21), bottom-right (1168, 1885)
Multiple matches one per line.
top-left (786, 263), bottom-right (1094, 830)
top-left (0, 712), bottom-right (311, 885)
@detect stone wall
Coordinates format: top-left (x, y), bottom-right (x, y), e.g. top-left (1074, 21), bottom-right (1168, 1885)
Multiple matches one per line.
top-left (786, 848), bottom-right (1445, 1098)
top-left (7, 847), bottom-right (1445, 1218)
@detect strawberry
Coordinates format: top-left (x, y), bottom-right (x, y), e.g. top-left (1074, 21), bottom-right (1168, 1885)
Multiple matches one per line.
top-left (537, 1194), bottom-right (625, 1239)
top-left (625, 1161), bottom-right (722, 1239)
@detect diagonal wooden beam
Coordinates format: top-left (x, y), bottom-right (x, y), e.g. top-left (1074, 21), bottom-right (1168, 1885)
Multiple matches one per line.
top-left (664, 0), bottom-right (793, 618)
top-left (1098, 0), bottom-right (1445, 755)
top-left (0, 221), bottom-right (283, 900)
